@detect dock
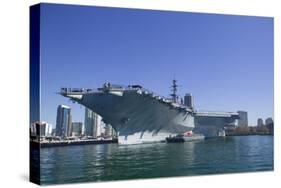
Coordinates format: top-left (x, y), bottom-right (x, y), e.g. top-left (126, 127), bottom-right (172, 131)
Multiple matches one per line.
top-left (30, 139), bottom-right (118, 148)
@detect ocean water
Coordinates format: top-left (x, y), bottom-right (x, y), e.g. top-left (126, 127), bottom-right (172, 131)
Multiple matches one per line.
top-left (38, 135), bottom-right (273, 185)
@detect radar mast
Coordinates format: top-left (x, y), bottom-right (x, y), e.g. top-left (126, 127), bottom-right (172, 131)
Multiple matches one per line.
top-left (170, 79), bottom-right (178, 103)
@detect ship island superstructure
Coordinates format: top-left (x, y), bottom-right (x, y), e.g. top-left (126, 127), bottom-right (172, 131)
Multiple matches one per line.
top-left (59, 81), bottom-right (239, 144)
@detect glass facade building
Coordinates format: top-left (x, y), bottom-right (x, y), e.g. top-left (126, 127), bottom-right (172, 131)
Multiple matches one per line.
top-left (84, 108), bottom-right (101, 138)
top-left (55, 105), bottom-right (72, 137)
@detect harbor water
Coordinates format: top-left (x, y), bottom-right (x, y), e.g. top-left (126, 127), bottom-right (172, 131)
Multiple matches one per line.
top-left (38, 135), bottom-right (273, 184)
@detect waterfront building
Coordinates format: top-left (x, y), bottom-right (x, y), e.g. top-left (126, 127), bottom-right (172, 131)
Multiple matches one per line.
top-left (72, 122), bottom-right (83, 136)
top-left (257, 118), bottom-right (264, 127)
top-left (84, 108), bottom-right (101, 138)
top-left (30, 123), bottom-right (36, 135)
top-left (265, 117), bottom-right (273, 125)
top-left (46, 123), bottom-right (53, 136)
top-left (104, 124), bottom-right (112, 137)
top-left (265, 117), bottom-right (274, 135)
top-left (51, 128), bottom-right (56, 136)
top-left (184, 93), bottom-right (194, 109)
top-left (237, 111), bottom-right (248, 127)
top-left (30, 121), bottom-right (52, 137)
top-left (55, 105), bottom-right (72, 137)
top-left (104, 124), bottom-right (116, 138)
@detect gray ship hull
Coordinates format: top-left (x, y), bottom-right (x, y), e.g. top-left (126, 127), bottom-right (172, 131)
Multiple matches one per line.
top-left (61, 88), bottom-right (194, 144)
top-left (194, 112), bottom-right (239, 137)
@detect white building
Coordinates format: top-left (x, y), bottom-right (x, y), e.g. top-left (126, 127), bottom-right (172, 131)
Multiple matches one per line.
top-left (30, 121), bottom-right (52, 137)
top-left (71, 122), bottom-right (83, 136)
top-left (104, 124), bottom-right (117, 138)
top-left (84, 108), bottom-right (101, 138)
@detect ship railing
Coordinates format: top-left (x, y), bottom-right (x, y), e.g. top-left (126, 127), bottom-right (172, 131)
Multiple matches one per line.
top-left (195, 110), bottom-right (239, 117)
top-left (97, 83), bottom-right (128, 92)
top-left (60, 87), bottom-right (99, 94)
top-left (137, 87), bottom-right (191, 110)
top-left (60, 85), bottom-right (192, 110)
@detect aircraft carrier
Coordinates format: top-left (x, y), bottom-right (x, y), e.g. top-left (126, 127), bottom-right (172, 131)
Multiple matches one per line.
top-left (59, 80), bottom-right (239, 144)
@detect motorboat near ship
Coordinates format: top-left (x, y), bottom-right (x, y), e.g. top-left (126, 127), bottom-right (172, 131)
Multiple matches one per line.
top-left (166, 131), bottom-right (205, 143)
top-left (59, 80), bottom-right (239, 145)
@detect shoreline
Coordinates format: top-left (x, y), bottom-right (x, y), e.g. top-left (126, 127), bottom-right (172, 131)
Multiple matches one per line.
top-left (30, 134), bottom-right (273, 148)
top-left (30, 139), bottom-right (118, 148)
top-left (226, 133), bottom-right (273, 136)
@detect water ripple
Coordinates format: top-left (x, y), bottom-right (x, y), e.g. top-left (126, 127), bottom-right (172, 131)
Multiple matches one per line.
top-left (38, 136), bottom-right (273, 185)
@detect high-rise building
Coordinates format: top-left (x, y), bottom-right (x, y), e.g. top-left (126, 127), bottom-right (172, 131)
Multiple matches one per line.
top-left (265, 117), bottom-right (273, 126)
top-left (257, 118), bottom-right (264, 127)
top-left (47, 123), bottom-right (53, 136)
top-left (71, 122), bottom-right (83, 136)
top-left (30, 121), bottom-right (52, 137)
top-left (55, 105), bottom-right (72, 137)
top-left (84, 108), bottom-right (101, 138)
top-left (237, 111), bottom-right (248, 127)
top-left (184, 93), bottom-right (194, 109)
top-left (104, 124), bottom-right (117, 138)
top-left (265, 117), bottom-right (274, 135)
top-left (104, 124), bottom-right (112, 137)
top-left (51, 128), bottom-right (56, 137)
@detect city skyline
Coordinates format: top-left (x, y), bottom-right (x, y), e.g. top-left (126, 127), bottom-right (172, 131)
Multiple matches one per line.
top-left (39, 4), bottom-right (274, 127)
top-left (42, 103), bottom-right (273, 131)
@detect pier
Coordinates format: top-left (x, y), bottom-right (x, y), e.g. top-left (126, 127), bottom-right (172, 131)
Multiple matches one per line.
top-left (30, 139), bottom-right (118, 148)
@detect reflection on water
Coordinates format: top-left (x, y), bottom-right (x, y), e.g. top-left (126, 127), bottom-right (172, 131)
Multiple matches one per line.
top-left (38, 136), bottom-right (273, 184)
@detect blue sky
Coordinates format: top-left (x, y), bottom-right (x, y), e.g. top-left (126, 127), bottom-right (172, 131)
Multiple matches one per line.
top-left (39, 3), bottom-right (273, 127)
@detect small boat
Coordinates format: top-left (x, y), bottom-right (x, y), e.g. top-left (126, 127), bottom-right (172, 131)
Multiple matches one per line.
top-left (166, 131), bottom-right (205, 143)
